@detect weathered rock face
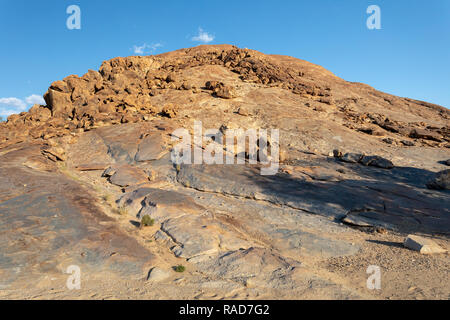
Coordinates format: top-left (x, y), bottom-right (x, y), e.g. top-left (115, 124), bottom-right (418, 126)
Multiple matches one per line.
top-left (1, 44), bottom-right (449, 150)
top-left (410, 128), bottom-right (444, 142)
top-left (427, 169), bottom-right (450, 190)
top-left (108, 164), bottom-right (149, 187)
top-left (0, 145), bottom-right (156, 289)
top-left (0, 45), bottom-right (449, 300)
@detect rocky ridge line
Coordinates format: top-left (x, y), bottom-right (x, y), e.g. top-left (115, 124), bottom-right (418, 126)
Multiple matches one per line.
top-left (1, 45), bottom-right (449, 149)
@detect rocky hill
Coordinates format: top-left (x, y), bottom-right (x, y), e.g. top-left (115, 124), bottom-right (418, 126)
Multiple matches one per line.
top-left (0, 45), bottom-right (448, 299)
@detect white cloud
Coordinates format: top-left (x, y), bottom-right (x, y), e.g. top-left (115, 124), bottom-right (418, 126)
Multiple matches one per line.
top-left (133, 44), bottom-right (146, 55)
top-left (25, 94), bottom-right (45, 105)
top-left (0, 94), bottom-right (45, 119)
top-left (191, 28), bottom-right (214, 43)
top-left (132, 43), bottom-right (163, 55)
top-left (0, 97), bottom-right (26, 110)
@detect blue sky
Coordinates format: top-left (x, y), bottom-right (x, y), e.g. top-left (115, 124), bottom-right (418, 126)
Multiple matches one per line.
top-left (0, 0), bottom-right (449, 118)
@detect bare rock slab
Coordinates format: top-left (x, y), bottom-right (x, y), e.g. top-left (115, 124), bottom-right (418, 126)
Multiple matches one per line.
top-left (147, 267), bottom-right (171, 282)
top-left (108, 164), bottom-right (149, 187)
top-left (136, 188), bottom-right (204, 221)
top-left (135, 133), bottom-right (167, 162)
top-left (403, 235), bottom-right (447, 254)
top-left (196, 247), bottom-right (297, 282)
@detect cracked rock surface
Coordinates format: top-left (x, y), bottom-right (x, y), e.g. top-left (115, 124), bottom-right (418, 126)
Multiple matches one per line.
top-left (0, 45), bottom-right (448, 299)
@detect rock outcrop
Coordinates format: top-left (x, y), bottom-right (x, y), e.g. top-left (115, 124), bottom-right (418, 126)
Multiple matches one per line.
top-left (0, 45), bottom-right (448, 300)
top-left (1, 45), bottom-right (449, 150)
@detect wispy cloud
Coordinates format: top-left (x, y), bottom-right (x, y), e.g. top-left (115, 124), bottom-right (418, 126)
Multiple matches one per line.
top-left (25, 94), bottom-right (45, 105)
top-left (132, 43), bottom-right (163, 55)
top-left (191, 28), bottom-right (214, 43)
top-left (0, 94), bottom-right (45, 119)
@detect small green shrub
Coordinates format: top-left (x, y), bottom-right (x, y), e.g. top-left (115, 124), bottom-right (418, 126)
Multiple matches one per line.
top-left (174, 265), bottom-right (186, 273)
top-left (140, 215), bottom-right (155, 227)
